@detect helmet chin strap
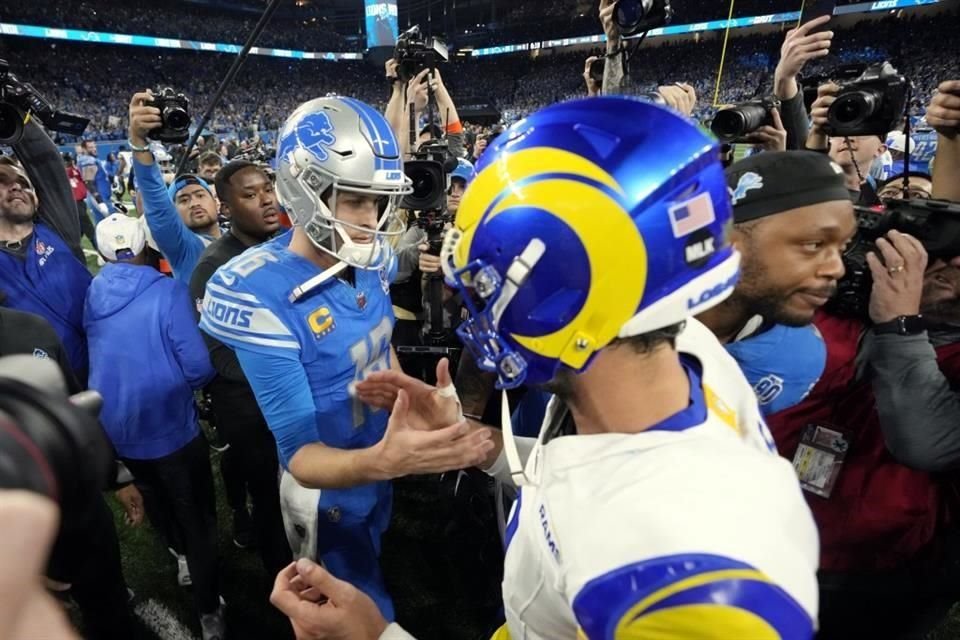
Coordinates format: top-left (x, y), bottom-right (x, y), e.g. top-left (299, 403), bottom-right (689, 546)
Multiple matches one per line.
top-left (288, 189), bottom-right (381, 303)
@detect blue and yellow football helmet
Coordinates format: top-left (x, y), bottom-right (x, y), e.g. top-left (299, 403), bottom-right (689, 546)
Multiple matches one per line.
top-left (441, 97), bottom-right (740, 388)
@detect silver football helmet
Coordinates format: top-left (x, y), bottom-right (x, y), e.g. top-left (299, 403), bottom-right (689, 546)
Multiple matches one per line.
top-left (275, 96), bottom-right (411, 270)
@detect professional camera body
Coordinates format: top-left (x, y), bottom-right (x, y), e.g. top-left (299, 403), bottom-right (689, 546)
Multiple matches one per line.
top-left (0, 59), bottom-right (90, 145)
top-left (394, 25), bottom-right (449, 82)
top-left (711, 96), bottom-right (781, 143)
top-left (0, 356), bottom-right (112, 514)
top-left (828, 198), bottom-right (960, 319)
top-left (825, 62), bottom-right (908, 138)
top-left (614, 0), bottom-right (673, 36)
top-left (146, 87), bottom-right (191, 144)
top-left (402, 138), bottom-right (458, 212)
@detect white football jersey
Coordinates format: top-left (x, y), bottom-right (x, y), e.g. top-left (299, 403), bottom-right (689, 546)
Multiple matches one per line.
top-left (495, 318), bottom-right (820, 640)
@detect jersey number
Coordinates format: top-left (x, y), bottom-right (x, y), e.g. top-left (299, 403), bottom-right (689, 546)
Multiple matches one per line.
top-left (229, 251), bottom-right (280, 279)
top-left (349, 317), bottom-right (392, 428)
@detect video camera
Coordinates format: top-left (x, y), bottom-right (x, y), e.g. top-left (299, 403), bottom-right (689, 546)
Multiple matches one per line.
top-left (0, 59), bottom-right (90, 145)
top-left (827, 198), bottom-right (960, 319)
top-left (0, 356), bottom-right (113, 517)
top-left (395, 25), bottom-right (449, 82)
top-left (825, 62), bottom-right (908, 138)
top-left (145, 87), bottom-right (191, 144)
top-left (402, 139), bottom-right (458, 212)
top-left (614, 0), bottom-right (673, 37)
top-left (711, 96), bottom-right (781, 143)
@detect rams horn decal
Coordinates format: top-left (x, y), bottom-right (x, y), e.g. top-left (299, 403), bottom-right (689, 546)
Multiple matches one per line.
top-left (454, 147), bottom-right (648, 369)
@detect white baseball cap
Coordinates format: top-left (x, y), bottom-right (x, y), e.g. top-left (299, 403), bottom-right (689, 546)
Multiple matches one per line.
top-left (885, 130), bottom-right (916, 153)
top-left (96, 214), bottom-right (146, 262)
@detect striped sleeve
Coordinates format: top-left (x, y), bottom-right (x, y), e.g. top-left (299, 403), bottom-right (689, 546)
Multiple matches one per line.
top-left (199, 268), bottom-right (300, 354)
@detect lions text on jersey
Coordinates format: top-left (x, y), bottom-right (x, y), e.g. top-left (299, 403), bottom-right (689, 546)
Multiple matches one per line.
top-left (493, 319), bottom-right (820, 640)
top-left (199, 229), bottom-right (397, 619)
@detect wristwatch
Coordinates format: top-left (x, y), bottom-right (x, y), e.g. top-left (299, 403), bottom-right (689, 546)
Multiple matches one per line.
top-left (872, 314), bottom-right (925, 336)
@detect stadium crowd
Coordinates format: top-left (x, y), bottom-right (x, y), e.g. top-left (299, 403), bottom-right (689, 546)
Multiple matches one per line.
top-left (1, 12), bottom-right (956, 145)
top-left (3, 1), bottom-right (960, 640)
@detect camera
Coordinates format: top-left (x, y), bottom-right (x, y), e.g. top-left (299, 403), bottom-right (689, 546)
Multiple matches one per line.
top-left (0, 59), bottom-right (89, 145)
top-left (0, 356), bottom-right (113, 514)
top-left (614, 0), bottom-right (673, 36)
top-left (589, 58), bottom-right (605, 86)
top-left (710, 96), bottom-right (781, 143)
top-left (402, 139), bottom-right (458, 212)
top-left (827, 198), bottom-right (960, 319)
top-left (825, 62), bottom-right (908, 138)
top-left (394, 25), bottom-right (449, 82)
top-left (146, 87), bottom-right (191, 144)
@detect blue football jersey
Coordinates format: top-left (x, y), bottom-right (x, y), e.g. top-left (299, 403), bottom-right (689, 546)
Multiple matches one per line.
top-left (200, 230), bottom-right (397, 462)
top-left (200, 231), bottom-right (398, 618)
top-left (724, 323), bottom-right (826, 416)
top-left (77, 154), bottom-right (115, 213)
top-left (910, 129), bottom-right (938, 174)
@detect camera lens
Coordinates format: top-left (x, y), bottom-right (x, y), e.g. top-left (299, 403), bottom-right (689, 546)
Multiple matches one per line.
top-left (411, 171), bottom-right (437, 201)
top-left (0, 102), bottom-right (25, 145)
top-left (164, 106), bottom-right (190, 130)
top-left (829, 90), bottom-right (880, 129)
top-left (711, 103), bottom-right (767, 141)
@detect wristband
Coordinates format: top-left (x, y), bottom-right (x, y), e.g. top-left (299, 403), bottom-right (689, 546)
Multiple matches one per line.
top-left (444, 121), bottom-right (463, 135)
top-left (127, 138), bottom-right (151, 153)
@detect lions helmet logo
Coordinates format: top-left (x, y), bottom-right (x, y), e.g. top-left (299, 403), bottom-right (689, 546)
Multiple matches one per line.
top-left (730, 171), bottom-right (763, 205)
top-left (278, 112), bottom-right (337, 163)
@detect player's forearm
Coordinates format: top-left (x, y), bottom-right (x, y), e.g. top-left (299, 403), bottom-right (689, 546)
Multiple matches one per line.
top-left (288, 442), bottom-right (388, 489)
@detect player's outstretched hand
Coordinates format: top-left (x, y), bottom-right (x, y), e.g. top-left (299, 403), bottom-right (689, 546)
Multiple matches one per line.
top-left (356, 358), bottom-right (460, 430)
top-left (374, 389), bottom-right (494, 478)
top-left (271, 559), bottom-right (387, 640)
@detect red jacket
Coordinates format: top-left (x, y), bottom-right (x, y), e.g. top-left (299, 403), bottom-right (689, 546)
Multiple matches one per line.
top-left (66, 165), bottom-right (87, 202)
top-left (767, 311), bottom-right (960, 572)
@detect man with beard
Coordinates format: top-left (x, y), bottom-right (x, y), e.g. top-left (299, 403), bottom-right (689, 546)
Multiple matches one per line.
top-left (697, 151), bottom-right (857, 414)
top-left (763, 218), bottom-right (960, 636)
top-left (78, 139), bottom-right (115, 220)
top-left (0, 120), bottom-right (91, 384)
top-left (189, 160), bottom-right (291, 580)
top-left (128, 90), bottom-right (222, 282)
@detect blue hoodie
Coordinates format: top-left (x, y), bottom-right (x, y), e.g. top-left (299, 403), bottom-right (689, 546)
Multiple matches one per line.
top-left (84, 262), bottom-right (215, 460)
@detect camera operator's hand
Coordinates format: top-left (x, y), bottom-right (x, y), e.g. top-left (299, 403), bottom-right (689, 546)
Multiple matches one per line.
top-left (407, 69), bottom-right (431, 115)
top-left (774, 16), bottom-right (833, 100)
top-left (115, 484), bottom-right (144, 527)
top-left (371, 388), bottom-right (494, 478)
top-left (927, 80), bottom-right (960, 139)
top-left (599, 0), bottom-right (621, 51)
top-left (385, 58), bottom-right (400, 85)
top-left (128, 90), bottom-right (161, 149)
top-left (806, 82), bottom-right (839, 150)
top-left (0, 491), bottom-right (79, 640)
top-left (271, 559), bottom-right (388, 640)
top-left (472, 137), bottom-right (488, 161)
top-left (657, 83), bottom-right (697, 117)
top-left (746, 108), bottom-right (787, 152)
top-left (584, 56), bottom-right (601, 97)
top-left (867, 230), bottom-right (928, 324)
top-left (418, 243), bottom-right (441, 274)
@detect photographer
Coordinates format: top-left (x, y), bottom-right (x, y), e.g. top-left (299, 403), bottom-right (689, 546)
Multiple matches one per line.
top-left (0, 308), bottom-right (139, 640)
top-left (806, 82), bottom-right (888, 200)
top-left (128, 89), bottom-right (222, 282)
top-left (0, 118), bottom-right (92, 385)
